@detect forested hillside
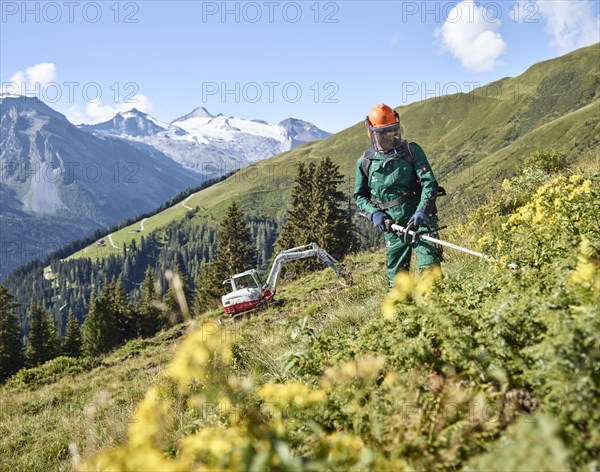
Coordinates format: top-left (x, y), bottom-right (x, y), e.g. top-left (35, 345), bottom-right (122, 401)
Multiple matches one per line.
top-left (2, 44), bottom-right (598, 337)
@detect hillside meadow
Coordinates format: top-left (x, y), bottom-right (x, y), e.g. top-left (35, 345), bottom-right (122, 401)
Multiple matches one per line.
top-left (1, 150), bottom-right (598, 471)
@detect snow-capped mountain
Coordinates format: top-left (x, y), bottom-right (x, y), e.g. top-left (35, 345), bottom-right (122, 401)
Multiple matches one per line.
top-left (0, 96), bottom-right (200, 278)
top-left (278, 118), bottom-right (332, 148)
top-left (81, 108), bottom-right (173, 138)
top-left (82, 107), bottom-right (331, 175)
top-left (172, 105), bottom-right (214, 122)
top-left (0, 96), bottom-right (330, 277)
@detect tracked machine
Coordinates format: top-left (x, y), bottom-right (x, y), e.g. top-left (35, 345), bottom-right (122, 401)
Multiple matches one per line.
top-left (221, 243), bottom-right (350, 315)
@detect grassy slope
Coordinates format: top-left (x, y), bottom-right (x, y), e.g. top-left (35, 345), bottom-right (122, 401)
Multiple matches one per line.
top-left (0, 327), bottom-right (184, 471)
top-left (64, 44), bottom-right (599, 263)
top-left (2, 152), bottom-right (598, 471)
top-left (3, 45), bottom-right (598, 471)
top-left (0, 250), bottom-right (388, 472)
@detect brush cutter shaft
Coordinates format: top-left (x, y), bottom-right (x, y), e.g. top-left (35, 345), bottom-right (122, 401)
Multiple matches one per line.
top-left (389, 223), bottom-right (498, 262)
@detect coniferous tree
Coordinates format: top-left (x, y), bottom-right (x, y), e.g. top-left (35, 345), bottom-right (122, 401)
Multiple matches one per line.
top-left (63, 309), bottom-right (82, 357)
top-left (163, 265), bottom-right (192, 324)
top-left (276, 157), bottom-right (351, 273)
top-left (193, 201), bottom-right (257, 311)
top-left (0, 286), bottom-right (24, 383)
top-left (111, 277), bottom-right (137, 341)
top-left (276, 162), bottom-right (314, 252)
top-left (137, 267), bottom-right (165, 337)
top-left (82, 288), bottom-right (120, 357)
top-left (310, 156), bottom-right (349, 257)
top-left (216, 200), bottom-right (257, 277)
top-left (26, 304), bottom-right (61, 367)
top-left (192, 261), bottom-right (223, 314)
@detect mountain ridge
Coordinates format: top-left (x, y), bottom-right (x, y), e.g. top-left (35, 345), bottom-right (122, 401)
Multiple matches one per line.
top-left (0, 96), bottom-right (201, 277)
top-left (81, 106), bottom-right (332, 174)
top-left (0, 97), bottom-right (331, 277)
top-left (58, 43), bottom-right (599, 265)
top-left (171, 106), bottom-right (215, 122)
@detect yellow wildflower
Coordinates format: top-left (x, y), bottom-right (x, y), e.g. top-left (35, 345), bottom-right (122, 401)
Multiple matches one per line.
top-left (258, 382), bottom-right (325, 407)
top-left (325, 432), bottom-right (366, 462)
top-left (569, 174), bottom-right (583, 184)
top-left (178, 426), bottom-right (246, 461)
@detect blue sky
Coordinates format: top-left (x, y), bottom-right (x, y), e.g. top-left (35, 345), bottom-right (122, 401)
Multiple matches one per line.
top-left (2, 0), bottom-right (598, 132)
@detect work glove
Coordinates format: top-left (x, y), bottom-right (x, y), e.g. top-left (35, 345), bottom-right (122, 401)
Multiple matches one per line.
top-left (408, 211), bottom-right (429, 228)
top-left (372, 211), bottom-right (393, 232)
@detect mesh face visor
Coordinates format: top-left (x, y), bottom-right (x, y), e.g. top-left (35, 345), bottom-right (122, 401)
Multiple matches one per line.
top-left (368, 122), bottom-right (401, 153)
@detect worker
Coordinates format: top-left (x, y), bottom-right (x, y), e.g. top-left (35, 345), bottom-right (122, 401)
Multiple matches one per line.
top-left (354, 103), bottom-right (443, 288)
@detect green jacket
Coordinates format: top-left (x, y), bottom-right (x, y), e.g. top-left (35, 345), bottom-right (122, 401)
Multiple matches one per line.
top-left (353, 142), bottom-right (439, 224)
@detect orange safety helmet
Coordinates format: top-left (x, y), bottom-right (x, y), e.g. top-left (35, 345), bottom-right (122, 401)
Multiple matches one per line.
top-left (365, 103), bottom-right (401, 152)
top-left (366, 103), bottom-right (399, 127)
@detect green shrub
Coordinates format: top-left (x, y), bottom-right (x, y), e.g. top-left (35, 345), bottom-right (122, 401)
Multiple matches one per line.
top-left (520, 148), bottom-right (567, 174)
top-left (6, 356), bottom-right (97, 389)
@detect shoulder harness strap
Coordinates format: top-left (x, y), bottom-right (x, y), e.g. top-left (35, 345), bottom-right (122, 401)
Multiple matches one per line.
top-left (404, 140), bottom-right (415, 166)
top-left (360, 148), bottom-right (377, 177)
top-left (361, 140), bottom-right (415, 178)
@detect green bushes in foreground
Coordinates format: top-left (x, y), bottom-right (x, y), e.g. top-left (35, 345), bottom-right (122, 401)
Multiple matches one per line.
top-left (81, 160), bottom-right (599, 470)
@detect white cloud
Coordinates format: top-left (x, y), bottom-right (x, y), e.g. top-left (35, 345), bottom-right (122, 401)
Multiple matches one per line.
top-left (2, 62), bottom-right (57, 95)
top-left (24, 63), bottom-right (57, 87)
top-left (2, 63), bottom-right (153, 124)
top-left (8, 71), bottom-right (26, 88)
top-left (435, 0), bottom-right (507, 72)
top-left (65, 105), bottom-right (88, 125)
top-left (536, 0), bottom-right (600, 53)
top-left (66, 95), bottom-right (153, 124)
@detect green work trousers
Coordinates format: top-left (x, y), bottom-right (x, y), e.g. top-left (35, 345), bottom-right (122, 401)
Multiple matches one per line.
top-left (383, 216), bottom-right (442, 288)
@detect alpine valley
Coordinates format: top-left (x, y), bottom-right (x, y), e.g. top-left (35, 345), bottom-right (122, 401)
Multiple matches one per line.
top-left (0, 96), bottom-right (330, 278)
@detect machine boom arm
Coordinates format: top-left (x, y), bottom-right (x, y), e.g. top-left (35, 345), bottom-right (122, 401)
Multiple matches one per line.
top-left (263, 243), bottom-right (345, 296)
